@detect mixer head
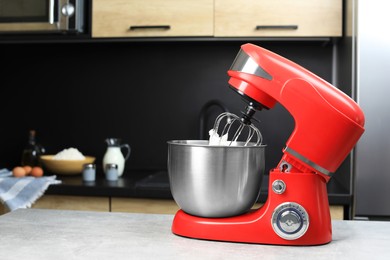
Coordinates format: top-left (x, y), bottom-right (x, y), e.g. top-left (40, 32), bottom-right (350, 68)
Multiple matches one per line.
top-left (226, 43), bottom-right (365, 180)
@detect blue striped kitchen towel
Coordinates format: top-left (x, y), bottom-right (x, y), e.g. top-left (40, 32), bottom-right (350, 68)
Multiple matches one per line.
top-left (0, 168), bottom-right (61, 211)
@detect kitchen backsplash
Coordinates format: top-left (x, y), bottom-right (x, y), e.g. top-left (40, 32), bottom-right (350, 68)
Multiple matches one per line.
top-left (0, 41), bottom-right (335, 174)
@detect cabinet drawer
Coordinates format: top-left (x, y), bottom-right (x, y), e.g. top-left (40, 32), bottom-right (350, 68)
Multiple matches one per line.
top-left (31, 195), bottom-right (109, 212)
top-left (0, 204), bottom-right (7, 215)
top-left (92, 0), bottom-right (214, 38)
top-left (111, 197), bottom-right (179, 214)
top-left (215, 0), bottom-right (342, 37)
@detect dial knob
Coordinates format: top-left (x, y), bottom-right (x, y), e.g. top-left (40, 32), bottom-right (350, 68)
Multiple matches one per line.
top-left (271, 202), bottom-right (309, 240)
top-left (62, 3), bottom-right (75, 17)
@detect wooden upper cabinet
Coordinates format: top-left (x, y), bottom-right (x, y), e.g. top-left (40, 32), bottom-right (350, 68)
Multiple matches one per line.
top-left (92, 0), bottom-right (214, 38)
top-left (92, 0), bottom-right (342, 39)
top-left (215, 0), bottom-right (342, 37)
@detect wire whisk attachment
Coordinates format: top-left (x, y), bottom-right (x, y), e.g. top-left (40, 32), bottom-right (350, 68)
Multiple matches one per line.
top-left (209, 107), bottom-right (263, 146)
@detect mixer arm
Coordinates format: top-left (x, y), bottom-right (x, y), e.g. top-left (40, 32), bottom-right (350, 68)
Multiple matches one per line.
top-left (227, 44), bottom-right (365, 181)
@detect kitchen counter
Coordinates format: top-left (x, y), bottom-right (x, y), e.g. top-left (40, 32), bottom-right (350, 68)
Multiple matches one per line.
top-left (0, 209), bottom-right (389, 259)
top-left (45, 169), bottom-right (351, 205)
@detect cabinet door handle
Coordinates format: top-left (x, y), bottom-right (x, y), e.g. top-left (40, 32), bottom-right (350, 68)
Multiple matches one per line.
top-left (129, 25), bottom-right (171, 30)
top-left (256, 25), bottom-right (298, 30)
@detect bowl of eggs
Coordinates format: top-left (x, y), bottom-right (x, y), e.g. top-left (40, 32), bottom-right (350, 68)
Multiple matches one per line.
top-left (40, 148), bottom-right (95, 175)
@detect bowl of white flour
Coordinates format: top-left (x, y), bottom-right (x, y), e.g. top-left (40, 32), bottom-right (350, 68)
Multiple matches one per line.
top-left (40, 147), bottom-right (95, 175)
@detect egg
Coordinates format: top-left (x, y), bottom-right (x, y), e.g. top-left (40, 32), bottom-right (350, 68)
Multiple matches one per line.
top-left (23, 165), bottom-right (32, 175)
top-left (30, 166), bottom-right (44, 177)
top-left (12, 166), bottom-right (27, 177)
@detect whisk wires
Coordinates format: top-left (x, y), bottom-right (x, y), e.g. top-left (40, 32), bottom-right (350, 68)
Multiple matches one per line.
top-left (211, 111), bottom-right (263, 146)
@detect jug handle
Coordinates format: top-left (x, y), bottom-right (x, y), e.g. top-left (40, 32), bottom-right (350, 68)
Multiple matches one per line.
top-left (121, 144), bottom-right (131, 161)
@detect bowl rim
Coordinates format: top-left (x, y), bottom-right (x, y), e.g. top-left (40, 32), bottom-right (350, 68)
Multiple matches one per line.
top-left (40, 154), bottom-right (96, 162)
top-left (167, 140), bottom-right (266, 148)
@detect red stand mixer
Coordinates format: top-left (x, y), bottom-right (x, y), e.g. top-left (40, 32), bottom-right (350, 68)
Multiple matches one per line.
top-left (169, 43), bottom-right (365, 246)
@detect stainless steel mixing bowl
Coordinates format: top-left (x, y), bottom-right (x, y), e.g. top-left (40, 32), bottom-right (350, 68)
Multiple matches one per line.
top-left (167, 140), bottom-right (266, 218)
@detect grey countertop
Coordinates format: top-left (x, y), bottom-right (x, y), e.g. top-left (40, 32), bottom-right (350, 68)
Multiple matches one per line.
top-left (1, 209), bottom-right (389, 260)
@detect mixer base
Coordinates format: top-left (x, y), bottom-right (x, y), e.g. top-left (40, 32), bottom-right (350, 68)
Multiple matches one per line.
top-left (171, 170), bottom-right (332, 246)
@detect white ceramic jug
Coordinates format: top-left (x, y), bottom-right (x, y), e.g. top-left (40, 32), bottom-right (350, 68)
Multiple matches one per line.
top-left (102, 138), bottom-right (131, 177)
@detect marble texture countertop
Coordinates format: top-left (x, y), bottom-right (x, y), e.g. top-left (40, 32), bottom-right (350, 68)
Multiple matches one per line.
top-left (0, 209), bottom-right (389, 260)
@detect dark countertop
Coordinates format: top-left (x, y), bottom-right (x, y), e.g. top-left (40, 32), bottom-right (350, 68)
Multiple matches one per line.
top-left (46, 169), bottom-right (351, 206)
top-left (46, 170), bottom-right (172, 199)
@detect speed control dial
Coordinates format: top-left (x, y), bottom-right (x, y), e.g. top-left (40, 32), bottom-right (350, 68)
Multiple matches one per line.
top-left (271, 202), bottom-right (309, 240)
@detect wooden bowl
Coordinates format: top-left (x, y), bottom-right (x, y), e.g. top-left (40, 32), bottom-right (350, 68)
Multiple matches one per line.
top-left (40, 155), bottom-right (96, 175)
